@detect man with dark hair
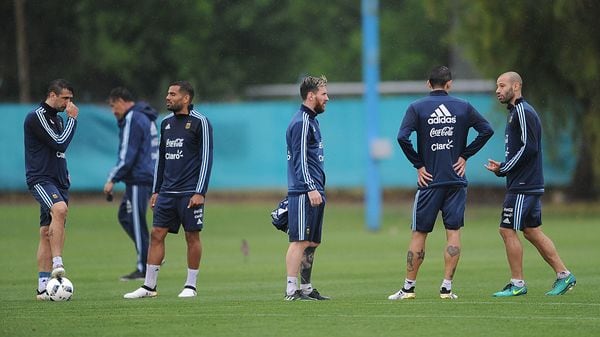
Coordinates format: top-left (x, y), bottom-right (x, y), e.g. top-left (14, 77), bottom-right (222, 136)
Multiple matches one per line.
top-left (124, 81), bottom-right (213, 299)
top-left (284, 75), bottom-right (330, 301)
top-left (104, 87), bottom-right (159, 281)
top-left (24, 79), bottom-right (79, 300)
top-left (486, 71), bottom-right (576, 297)
top-left (389, 66), bottom-right (493, 300)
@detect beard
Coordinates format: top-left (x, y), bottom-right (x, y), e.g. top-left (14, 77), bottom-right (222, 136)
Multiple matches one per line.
top-left (498, 88), bottom-right (514, 104)
top-left (314, 102), bottom-right (326, 114)
top-left (167, 102), bottom-right (184, 112)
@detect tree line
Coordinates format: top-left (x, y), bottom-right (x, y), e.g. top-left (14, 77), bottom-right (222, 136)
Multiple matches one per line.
top-left (4, 0), bottom-right (598, 198)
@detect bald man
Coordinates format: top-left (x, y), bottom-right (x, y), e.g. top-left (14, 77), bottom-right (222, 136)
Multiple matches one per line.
top-left (485, 71), bottom-right (576, 297)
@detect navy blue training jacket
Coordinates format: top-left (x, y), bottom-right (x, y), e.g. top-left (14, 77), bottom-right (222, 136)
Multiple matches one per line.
top-left (496, 97), bottom-right (544, 194)
top-left (153, 108), bottom-right (213, 196)
top-left (24, 102), bottom-right (78, 189)
top-left (107, 101), bottom-right (159, 186)
top-left (397, 90), bottom-right (493, 189)
top-left (286, 104), bottom-right (325, 195)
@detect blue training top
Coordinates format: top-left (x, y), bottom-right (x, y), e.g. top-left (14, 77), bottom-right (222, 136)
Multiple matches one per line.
top-left (286, 104), bottom-right (325, 195)
top-left (397, 90), bottom-right (494, 189)
top-left (24, 102), bottom-right (78, 190)
top-left (107, 101), bottom-right (159, 186)
top-left (153, 108), bottom-right (213, 196)
top-left (496, 97), bottom-right (544, 194)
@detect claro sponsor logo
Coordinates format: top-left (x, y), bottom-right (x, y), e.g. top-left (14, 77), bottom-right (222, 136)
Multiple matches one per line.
top-left (431, 139), bottom-right (453, 151)
top-left (165, 150), bottom-right (184, 160)
top-left (430, 126), bottom-right (454, 137)
top-left (56, 151), bottom-right (66, 158)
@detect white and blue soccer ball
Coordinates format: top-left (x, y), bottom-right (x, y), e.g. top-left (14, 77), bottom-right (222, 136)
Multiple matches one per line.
top-left (46, 277), bottom-right (74, 301)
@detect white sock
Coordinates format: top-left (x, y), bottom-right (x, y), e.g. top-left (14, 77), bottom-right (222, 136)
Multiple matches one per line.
top-left (286, 276), bottom-right (298, 295)
top-left (184, 268), bottom-right (199, 289)
top-left (144, 264), bottom-right (160, 289)
top-left (441, 279), bottom-right (452, 290)
top-left (38, 272), bottom-right (50, 292)
top-left (557, 270), bottom-right (571, 279)
top-left (301, 283), bottom-right (313, 295)
top-left (404, 278), bottom-right (416, 290)
top-left (511, 278), bottom-right (525, 287)
top-left (52, 256), bottom-right (63, 268)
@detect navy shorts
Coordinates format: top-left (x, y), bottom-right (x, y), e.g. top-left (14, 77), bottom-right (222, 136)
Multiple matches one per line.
top-left (287, 193), bottom-right (325, 243)
top-left (29, 182), bottom-right (69, 226)
top-left (152, 194), bottom-right (204, 233)
top-left (499, 193), bottom-right (542, 231)
top-left (411, 187), bottom-right (466, 233)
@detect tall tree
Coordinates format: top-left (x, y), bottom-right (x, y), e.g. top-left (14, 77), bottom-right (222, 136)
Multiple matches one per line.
top-left (14, 0), bottom-right (30, 102)
top-left (429, 0), bottom-right (600, 199)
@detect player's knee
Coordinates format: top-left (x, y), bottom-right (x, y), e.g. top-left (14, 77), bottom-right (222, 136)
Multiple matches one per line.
top-left (51, 202), bottom-right (68, 219)
top-left (39, 226), bottom-right (49, 238)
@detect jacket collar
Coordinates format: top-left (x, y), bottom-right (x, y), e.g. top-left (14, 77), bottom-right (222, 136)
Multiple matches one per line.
top-left (300, 104), bottom-right (317, 118)
top-left (507, 97), bottom-right (525, 111)
top-left (430, 89), bottom-right (448, 96)
top-left (41, 102), bottom-right (59, 116)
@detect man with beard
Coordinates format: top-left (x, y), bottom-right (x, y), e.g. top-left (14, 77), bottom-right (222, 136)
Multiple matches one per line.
top-left (485, 71), bottom-right (576, 297)
top-left (24, 79), bottom-right (79, 300)
top-left (284, 75), bottom-right (330, 301)
top-left (124, 81), bottom-right (213, 299)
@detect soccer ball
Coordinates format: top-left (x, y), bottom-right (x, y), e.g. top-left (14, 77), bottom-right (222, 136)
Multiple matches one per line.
top-left (46, 277), bottom-right (74, 301)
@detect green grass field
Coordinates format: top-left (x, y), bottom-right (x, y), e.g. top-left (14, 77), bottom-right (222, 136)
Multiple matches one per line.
top-left (1, 198), bottom-right (599, 337)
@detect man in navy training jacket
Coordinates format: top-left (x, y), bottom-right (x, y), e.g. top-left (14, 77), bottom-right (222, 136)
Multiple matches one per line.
top-left (104, 87), bottom-right (159, 281)
top-left (124, 81), bottom-right (213, 299)
top-left (284, 75), bottom-right (331, 301)
top-left (485, 71), bottom-right (576, 297)
top-left (389, 66), bottom-right (493, 300)
top-left (24, 79), bottom-right (79, 300)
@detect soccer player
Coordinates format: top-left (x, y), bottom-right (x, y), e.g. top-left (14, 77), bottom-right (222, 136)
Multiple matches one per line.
top-left (104, 87), bottom-right (159, 281)
top-left (24, 79), bottom-right (79, 300)
top-left (124, 81), bottom-right (213, 299)
top-left (284, 75), bottom-right (330, 301)
top-left (389, 66), bottom-right (493, 300)
top-left (485, 71), bottom-right (576, 297)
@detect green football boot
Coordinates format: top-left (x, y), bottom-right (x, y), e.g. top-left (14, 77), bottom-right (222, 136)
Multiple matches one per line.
top-left (493, 283), bottom-right (527, 297)
top-left (545, 274), bottom-right (576, 296)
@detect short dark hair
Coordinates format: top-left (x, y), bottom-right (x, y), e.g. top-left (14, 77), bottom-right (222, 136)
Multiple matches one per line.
top-left (428, 66), bottom-right (452, 88)
top-left (300, 75), bottom-right (327, 100)
top-left (47, 79), bottom-right (74, 97)
top-left (170, 80), bottom-right (195, 102)
top-left (108, 87), bottom-right (135, 102)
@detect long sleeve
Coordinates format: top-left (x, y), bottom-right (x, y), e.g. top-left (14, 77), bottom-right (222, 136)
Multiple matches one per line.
top-left (107, 113), bottom-right (142, 183)
top-left (290, 116), bottom-right (317, 191)
top-left (461, 104), bottom-right (494, 159)
top-left (499, 105), bottom-right (539, 175)
top-left (195, 115), bottom-right (213, 195)
top-left (397, 106), bottom-right (423, 169)
top-left (28, 109), bottom-right (77, 153)
top-left (152, 121), bottom-right (166, 194)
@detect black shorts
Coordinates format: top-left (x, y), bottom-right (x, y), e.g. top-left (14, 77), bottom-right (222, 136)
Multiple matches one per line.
top-left (411, 187), bottom-right (466, 233)
top-left (287, 193), bottom-right (325, 243)
top-left (499, 193), bottom-right (542, 231)
top-left (29, 182), bottom-right (69, 226)
top-left (152, 194), bottom-right (204, 233)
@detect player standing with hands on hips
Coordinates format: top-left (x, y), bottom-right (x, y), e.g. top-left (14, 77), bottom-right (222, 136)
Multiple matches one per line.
top-left (124, 81), bottom-right (213, 299)
top-left (284, 75), bottom-right (330, 301)
top-left (389, 66), bottom-right (493, 300)
top-left (104, 87), bottom-right (159, 281)
top-left (485, 71), bottom-right (576, 297)
top-left (24, 79), bottom-right (78, 300)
